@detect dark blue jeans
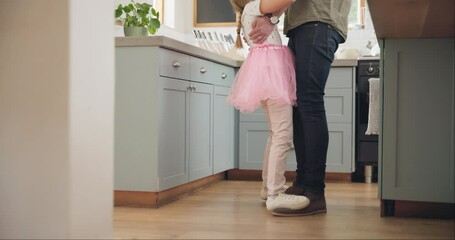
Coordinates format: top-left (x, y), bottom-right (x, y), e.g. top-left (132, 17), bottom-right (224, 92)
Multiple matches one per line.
top-left (287, 22), bottom-right (343, 194)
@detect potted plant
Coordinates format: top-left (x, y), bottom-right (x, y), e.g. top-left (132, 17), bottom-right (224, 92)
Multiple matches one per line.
top-left (115, 0), bottom-right (161, 37)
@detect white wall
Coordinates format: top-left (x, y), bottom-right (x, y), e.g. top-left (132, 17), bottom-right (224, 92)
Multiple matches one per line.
top-left (339, 3), bottom-right (379, 56)
top-left (114, 0), bottom-right (188, 40)
top-left (124, 0), bottom-right (378, 56)
top-left (0, 0), bottom-right (114, 238)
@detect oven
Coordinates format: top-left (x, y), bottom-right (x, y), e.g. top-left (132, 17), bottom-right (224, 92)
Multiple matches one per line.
top-left (352, 59), bottom-right (380, 183)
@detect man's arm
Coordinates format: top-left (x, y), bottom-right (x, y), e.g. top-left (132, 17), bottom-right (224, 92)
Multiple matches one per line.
top-left (249, 0), bottom-right (294, 44)
top-left (259, 0), bottom-right (294, 14)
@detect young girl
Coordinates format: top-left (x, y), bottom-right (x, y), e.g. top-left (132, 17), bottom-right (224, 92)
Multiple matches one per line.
top-left (228, 0), bottom-right (309, 212)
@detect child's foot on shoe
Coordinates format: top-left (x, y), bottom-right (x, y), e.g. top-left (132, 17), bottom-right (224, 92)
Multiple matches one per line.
top-left (271, 191), bottom-right (327, 216)
top-left (265, 193), bottom-right (310, 211)
top-left (260, 185), bottom-right (289, 200)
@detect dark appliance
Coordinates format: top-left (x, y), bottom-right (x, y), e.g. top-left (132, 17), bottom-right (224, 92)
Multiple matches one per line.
top-left (352, 59), bottom-right (380, 183)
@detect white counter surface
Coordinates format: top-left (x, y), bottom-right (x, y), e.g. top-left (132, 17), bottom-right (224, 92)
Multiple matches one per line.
top-left (116, 36), bottom-right (358, 68)
top-left (116, 36), bottom-right (243, 68)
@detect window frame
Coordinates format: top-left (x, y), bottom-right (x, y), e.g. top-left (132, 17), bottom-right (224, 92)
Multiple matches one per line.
top-left (348, 0), bottom-right (366, 29)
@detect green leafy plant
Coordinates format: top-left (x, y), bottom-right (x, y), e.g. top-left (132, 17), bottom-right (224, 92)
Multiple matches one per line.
top-left (115, 0), bottom-right (161, 35)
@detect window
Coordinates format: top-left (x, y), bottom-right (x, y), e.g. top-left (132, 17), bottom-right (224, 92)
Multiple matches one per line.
top-left (348, 0), bottom-right (366, 28)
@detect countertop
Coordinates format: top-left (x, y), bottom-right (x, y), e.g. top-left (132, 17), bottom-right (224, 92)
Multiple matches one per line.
top-left (368, 0), bottom-right (454, 39)
top-left (116, 36), bottom-right (243, 68)
top-left (116, 36), bottom-right (358, 68)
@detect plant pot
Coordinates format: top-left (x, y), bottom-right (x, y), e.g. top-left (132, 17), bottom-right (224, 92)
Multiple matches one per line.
top-left (124, 27), bottom-right (148, 37)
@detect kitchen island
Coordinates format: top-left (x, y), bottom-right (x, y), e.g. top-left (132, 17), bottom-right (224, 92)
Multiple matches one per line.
top-left (368, 0), bottom-right (454, 218)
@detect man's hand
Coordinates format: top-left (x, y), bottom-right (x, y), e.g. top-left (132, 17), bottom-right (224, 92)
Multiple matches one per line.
top-left (248, 16), bottom-right (275, 44)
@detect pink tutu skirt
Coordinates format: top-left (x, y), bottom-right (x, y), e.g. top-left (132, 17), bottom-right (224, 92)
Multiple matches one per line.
top-left (228, 44), bottom-right (296, 113)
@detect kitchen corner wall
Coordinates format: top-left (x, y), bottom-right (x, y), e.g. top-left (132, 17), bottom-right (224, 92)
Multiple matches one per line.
top-left (0, 0), bottom-right (114, 239)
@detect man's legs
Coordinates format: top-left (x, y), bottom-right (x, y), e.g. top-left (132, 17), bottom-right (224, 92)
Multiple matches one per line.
top-left (273, 22), bottom-right (342, 215)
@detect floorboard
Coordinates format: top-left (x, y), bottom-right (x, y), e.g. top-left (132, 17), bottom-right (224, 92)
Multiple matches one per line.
top-left (114, 180), bottom-right (455, 239)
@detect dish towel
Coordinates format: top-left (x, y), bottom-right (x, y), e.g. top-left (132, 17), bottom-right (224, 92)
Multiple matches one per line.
top-left (365, 78), bottom-right (380, 135)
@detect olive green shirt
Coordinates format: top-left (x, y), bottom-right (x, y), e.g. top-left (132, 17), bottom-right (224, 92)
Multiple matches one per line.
top-left (284, 0), bottom-right (351, 42)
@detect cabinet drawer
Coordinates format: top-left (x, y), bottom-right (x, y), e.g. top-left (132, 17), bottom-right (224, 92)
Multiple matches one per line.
top-left (212, 64), bottom-right (235, 87)
top-left (190, 57), bottom-right (235, 87)
top-left (190, 56), bottom-right (215, 84)
top-left (326, 67), bottom-right (354, 89)
top-left (159, 48), bottom-right (190, 80)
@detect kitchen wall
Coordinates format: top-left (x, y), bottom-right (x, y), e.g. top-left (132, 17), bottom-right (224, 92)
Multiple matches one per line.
top-left (0, 0), bottom-right (114, 238)
top-left (114, 0), bottom-right (379, 57)
top-left (342, 3), bottom-right (379, 56)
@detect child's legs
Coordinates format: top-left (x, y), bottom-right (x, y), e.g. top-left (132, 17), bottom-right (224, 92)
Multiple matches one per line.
top-left (262, 101), bottom-right (273, 189)
top-left (264, 99), bottom-right (293, 196)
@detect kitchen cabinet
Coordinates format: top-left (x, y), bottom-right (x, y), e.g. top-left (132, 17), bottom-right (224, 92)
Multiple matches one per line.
top-left (213, 86), bottom-right (235, 173)
top-left (115, 41), bottom-right (237, 193)
top-left (368, 0), bottom-right (455, 217)
top-left (158, 77), bottom-right (214, 189)
top-left (188, 81), bottom-right (213, 181)
top-left (238, 66), bottom-right (356, 173)
top-left (158, 77), bottom-right (189, 190)
top-left (380, 39), bottom-right (454, 204)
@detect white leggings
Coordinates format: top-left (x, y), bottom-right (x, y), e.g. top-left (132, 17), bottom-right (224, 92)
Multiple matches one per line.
top-left (261, 99), bottom-right (293, 196)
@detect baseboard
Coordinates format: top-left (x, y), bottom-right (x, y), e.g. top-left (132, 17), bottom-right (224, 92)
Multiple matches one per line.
top-left (156, 173), bottom-right (225, 207)
top-left (114, 170), bottom-right (352, 208)
top-left (114, 172), bottom-right (225, 208)
top-left (381, 199), bottom-right (455, 219)
top-left (114, 190), bottom-right (157, 208)
top-left (226, 169), bottom-right (352, 182)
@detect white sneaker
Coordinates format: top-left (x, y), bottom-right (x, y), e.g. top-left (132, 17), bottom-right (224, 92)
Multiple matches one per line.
top-left (260, 185), bottom-right (289, 200)
top-left (266, 193), bottom-right (310, 211)
top-left (260, 187), bottom-right (268, 200)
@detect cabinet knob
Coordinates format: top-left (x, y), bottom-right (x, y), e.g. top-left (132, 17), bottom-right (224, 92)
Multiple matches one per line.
top-left (200, 67), bottom-right (207, 74)
top-left (221, 73), bottom-right (227, 79)
top-left (187, 85), bottom-right (196, 92)
top-left (367, 63), bottom-right (375, 73)
top-left (172, 61), bottom-right (181, 68)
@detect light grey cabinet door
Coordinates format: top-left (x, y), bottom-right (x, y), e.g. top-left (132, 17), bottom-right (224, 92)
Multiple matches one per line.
top-left (237, 66), bottom-right (355, 173)
top-left (326, 123), bottom-right (353, 172)
top-left (238, 121), bottom-right (352, 172)
top-left (213, 86), bottom-right (235, 173)
top-left (115, 47), bottom-right (160, 192)
top-left (189, 82), bottom-right (214, 181)
top-left (325, 89), bottom-right (353, 123)
top-left (239, 122), bottom-right (268, 170)
top-left (158, 77), bottom-right (190, 190)
top-left (239, 122), bottom-right (297, 171)
top-left (381, 38), bottom-right (455, 203)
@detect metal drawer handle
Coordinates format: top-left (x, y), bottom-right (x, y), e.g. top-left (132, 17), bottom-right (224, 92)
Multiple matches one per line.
top-left (200, 67), bottom-right (207, 74)
top-left (187, 85), bottom-right (196, 92)
top-left (172, 61), bottom-right (181, 68)
top-left (221, 73), bottom-right (227, 79)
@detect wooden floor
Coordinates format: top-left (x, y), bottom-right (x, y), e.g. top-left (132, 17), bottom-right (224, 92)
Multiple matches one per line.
top-left (114, 180), bottom-right (454, 239)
